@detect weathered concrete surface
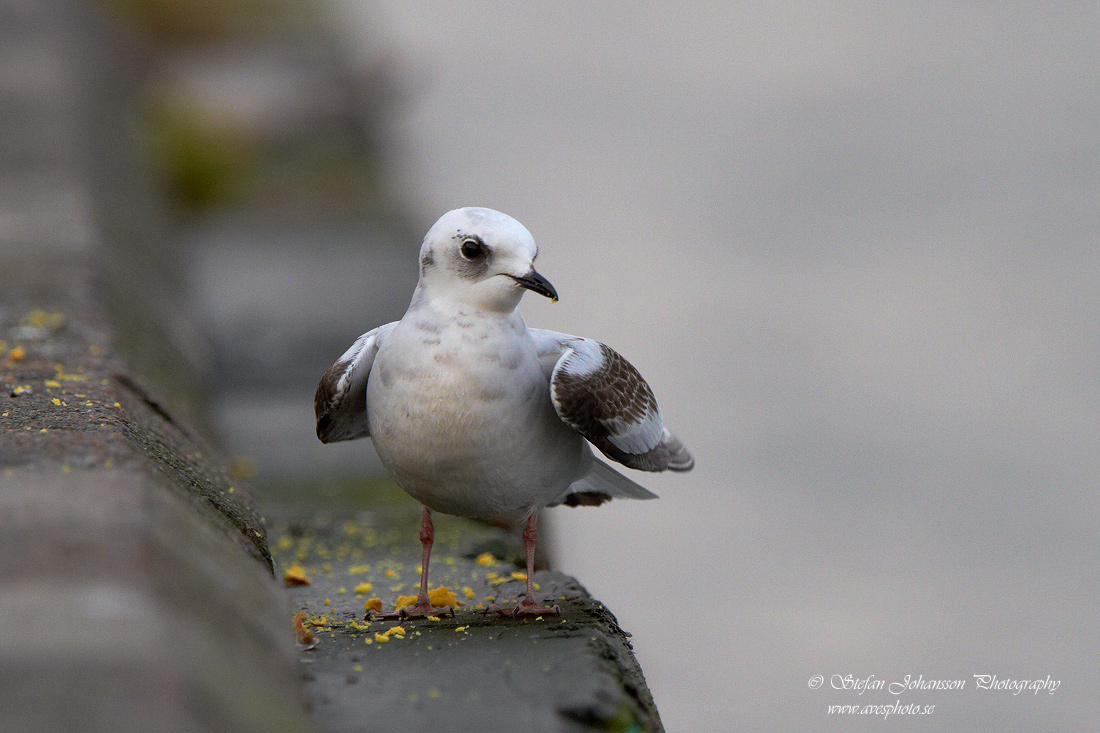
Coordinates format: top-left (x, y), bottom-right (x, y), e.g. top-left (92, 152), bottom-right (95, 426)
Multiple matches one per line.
top-left (271, 503), bottom-right (662, 732)
top-left (0, 0), bottom-right (314, 729)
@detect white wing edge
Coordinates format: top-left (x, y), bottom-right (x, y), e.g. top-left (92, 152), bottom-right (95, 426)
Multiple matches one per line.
top-left (314, 322), bottom-right (396, 443)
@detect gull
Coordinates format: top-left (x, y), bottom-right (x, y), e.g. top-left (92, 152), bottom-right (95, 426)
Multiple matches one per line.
top-left (315, 207), bottom-right (693, 618)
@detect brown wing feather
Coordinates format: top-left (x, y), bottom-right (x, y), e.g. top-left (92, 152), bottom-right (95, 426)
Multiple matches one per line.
top-left (551, 340), bottom-right (688, 472)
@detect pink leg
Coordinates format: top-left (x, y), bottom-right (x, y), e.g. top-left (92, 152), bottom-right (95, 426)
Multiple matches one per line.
top-left (368, 506), bottom-right (454, 621)
top-left (489, 512), bottom-right (560, 618)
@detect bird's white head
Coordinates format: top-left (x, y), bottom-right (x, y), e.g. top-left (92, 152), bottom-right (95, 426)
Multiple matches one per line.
top-left (415, 207), bottom-right (558, 312)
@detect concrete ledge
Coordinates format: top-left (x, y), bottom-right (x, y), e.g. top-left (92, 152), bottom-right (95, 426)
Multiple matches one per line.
top-left (271, 507), bottom-right (662, 731)
top-left (0, 0), bottom-right (314, 729)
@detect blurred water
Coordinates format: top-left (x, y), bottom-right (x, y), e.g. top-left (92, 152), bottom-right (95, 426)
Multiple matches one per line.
top-left (329, 3), bottom-right (1099, 729)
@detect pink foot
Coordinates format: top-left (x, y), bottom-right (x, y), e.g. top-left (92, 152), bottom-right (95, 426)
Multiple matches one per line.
top-left (487, 599), bottom-right (561, 618)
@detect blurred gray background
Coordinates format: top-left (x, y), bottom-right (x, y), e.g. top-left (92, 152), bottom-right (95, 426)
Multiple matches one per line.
top-left (185, 2), bottom-right (1097, 730)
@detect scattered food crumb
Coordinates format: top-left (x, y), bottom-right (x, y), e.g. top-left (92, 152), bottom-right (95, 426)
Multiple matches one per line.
top-left (428, 586), bottom-right (459, 608)
top-left (475, 552), bottom-right (496, 567)
top-left (364, 597), bottom-right (383, 613)
top-left (293, 611), bottom-right (317, 649)
top-left (283, 564), bottom-right (311, 586)
top-left (353, 582), bottom-right (373, 594)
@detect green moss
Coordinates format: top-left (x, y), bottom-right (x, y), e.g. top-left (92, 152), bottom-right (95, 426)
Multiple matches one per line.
top-left (140, 94), bottom-right (258, 212)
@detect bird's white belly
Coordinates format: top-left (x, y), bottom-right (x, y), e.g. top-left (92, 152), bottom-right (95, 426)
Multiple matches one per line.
top-left (366, 327), bottom-right (583, 521)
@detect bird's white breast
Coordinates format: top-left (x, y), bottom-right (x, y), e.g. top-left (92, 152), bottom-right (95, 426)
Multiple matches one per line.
top-left (366, 307), bottom-right (584, 522)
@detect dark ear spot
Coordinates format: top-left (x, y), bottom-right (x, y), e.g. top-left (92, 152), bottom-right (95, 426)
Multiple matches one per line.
top-left (420, 248), bottom-right (435, 276)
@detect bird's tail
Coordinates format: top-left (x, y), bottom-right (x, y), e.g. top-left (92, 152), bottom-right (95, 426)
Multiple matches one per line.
top-left (550, 455), bottom-right (659, 507)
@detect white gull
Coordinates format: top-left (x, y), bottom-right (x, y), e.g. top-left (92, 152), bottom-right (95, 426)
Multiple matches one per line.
top-left (315, 207), bottom-right (693, 617)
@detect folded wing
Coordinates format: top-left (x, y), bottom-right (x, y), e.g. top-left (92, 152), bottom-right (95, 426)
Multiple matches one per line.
top-left (530, 329), bottom-right (694, 473)
top-left (314, 323), bottom-right (396, 443)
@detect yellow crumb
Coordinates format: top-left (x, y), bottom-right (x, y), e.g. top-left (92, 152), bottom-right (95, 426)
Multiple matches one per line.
top-left (510, 571), bottom-right (527, 582)
top-left (474, 552), bottom-right (497, 567)
top-left (364, 597), bottom-right (383, 612)
top-left (373, 632), bottom-right (390, 643)
top-left (306, 614), bottom-right (329, 628)
top-left (8, 346), bottom-right (25, 361)
top-left (353, 664), bottom-right (363, 672)
top-left (337, 587), bottom-right (346, 595)
top-left (348, 564), bottom-right (371, 575)
top-left (44, 380), bottom-right (61, 388)
top-left (428, 586), bottom-right (459, 608)
top-left (323, 598), bottom-right (331, 606)
top-left (283, 564), bottom-right (311, 586)
top-left (353, 582), bottom-right (373, 594)
top-left (463, 586), bottom-right (475, 599)
top-left (363, 637), bottom-right (374, 645)
top-left (455, 626), bottom-right (467, 632)
top-left (394, 594), bottom-right (417, 611)
top-left (384, 568), bottom-right (397, 578)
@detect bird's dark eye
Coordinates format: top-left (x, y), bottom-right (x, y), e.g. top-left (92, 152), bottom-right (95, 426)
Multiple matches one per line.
top-left (460, 238), bottom-right (487, 260)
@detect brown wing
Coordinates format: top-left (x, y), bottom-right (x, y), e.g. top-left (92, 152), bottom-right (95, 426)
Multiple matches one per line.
top-left (544, 334), bottom-right (694, 472)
